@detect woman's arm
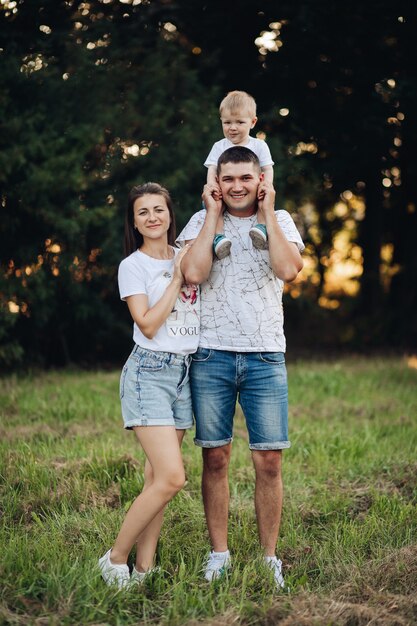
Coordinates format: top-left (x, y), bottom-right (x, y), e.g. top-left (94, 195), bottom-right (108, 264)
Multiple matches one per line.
top-left (126, 246), bottom-right (190, 339)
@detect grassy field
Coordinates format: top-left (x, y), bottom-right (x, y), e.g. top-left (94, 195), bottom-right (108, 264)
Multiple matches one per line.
top-left (0, 356), bottom-right (416, 626)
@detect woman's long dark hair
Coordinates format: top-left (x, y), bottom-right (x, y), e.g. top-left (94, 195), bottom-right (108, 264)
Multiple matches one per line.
top-left (124, 182), bottom-right (177, 257)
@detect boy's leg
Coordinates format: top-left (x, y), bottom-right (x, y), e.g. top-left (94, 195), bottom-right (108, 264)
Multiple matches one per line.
top-left (216, 213), bottom-right (225, 234)
top-left (249, 207), bottom-right (268, 249)
top-left (213, 213), bottom-right (232, 259)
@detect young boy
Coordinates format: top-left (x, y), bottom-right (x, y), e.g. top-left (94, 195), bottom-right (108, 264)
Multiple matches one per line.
top-left (204, 90), bottom-right (274, 258)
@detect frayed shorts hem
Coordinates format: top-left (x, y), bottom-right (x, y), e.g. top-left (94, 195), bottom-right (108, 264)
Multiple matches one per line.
top-left (194, 437), bottom-right (233, 448)
top-left (249, 441), bottom-right (291, 451)
top-left (125, 419), bottom-right (193, 430)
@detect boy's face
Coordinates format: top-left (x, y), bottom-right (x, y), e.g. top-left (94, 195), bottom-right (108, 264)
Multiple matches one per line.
top-left (221, 108), bottom-right (257, 146)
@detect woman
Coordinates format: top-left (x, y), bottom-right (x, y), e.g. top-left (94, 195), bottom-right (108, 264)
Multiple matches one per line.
top-left (99, 182), bottom-right (199, 588)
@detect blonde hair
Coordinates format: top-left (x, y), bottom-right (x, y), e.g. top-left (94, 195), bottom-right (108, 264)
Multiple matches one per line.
top-left (219, 90), bottom-right (257, 118)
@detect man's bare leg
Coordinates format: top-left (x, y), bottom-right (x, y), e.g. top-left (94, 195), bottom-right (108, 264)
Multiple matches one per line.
top-left (202, 444), bottom-right (232, 551)
top-left (251, 449), bottom-right (283, 556)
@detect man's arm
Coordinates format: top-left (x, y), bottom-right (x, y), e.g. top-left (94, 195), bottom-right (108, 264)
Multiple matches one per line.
top-left (181, 184), bottom-right (223, 285)
top-left (257, 181), bottom-right (303, 282)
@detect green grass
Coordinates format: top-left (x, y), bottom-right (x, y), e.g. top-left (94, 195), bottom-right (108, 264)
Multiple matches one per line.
top-left (0, 357), bottom-right (416, 625)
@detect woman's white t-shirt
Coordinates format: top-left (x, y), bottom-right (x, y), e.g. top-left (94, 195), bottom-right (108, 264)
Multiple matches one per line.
top-left (118, 248), bottom-right (199, 355)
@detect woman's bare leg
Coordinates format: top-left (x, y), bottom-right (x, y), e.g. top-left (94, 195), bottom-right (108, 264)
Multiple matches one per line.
top-left (134, 429), bottom-right (186, 571)
top-left (109, 426), bottom-right (185, 565)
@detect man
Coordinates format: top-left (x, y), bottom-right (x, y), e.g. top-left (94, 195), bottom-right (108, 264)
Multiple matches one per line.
top-left (177, 146), bottom-right (304, 588)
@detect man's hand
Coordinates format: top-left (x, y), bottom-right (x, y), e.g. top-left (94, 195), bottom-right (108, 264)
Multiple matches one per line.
top-left (257, 180), bottom-right (276, 222)
top-left (202, 183), bottom-right (223, 216)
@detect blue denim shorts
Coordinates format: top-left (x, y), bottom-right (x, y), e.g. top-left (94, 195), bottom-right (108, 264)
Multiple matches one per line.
top-left (190, 348), bottom-right (290, 450)
top-left (120, 345), bottom-right (193, 430)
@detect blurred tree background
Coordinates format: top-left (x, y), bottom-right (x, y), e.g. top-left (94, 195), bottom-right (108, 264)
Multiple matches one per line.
top-left (1, 0), bottom-right (416, 368)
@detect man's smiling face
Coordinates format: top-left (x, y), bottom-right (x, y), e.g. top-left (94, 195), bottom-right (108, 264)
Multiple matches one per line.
top-left (218, 161), bottom-right (263, 218)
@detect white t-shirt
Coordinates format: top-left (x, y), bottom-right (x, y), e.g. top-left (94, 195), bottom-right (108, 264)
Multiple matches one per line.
top-left (118, 248), bottom-right (200, 355)
top-left (204, 137), bottom-right (274, 168)
top-left (176, 210), bottom-right (304, 352)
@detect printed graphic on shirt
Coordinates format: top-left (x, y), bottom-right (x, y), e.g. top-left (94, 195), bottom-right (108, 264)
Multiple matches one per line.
top-left (176, 209), bottom-right (304, 351)
top-left (165, 278), bottom-right (200, 338)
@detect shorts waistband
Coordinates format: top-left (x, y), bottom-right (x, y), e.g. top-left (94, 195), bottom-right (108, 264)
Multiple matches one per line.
top-left (132, 344), bottom-right (191, 366)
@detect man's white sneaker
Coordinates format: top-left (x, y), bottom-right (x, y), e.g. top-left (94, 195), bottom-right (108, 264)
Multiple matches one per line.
top-left (130, 565), bottom-right (161, 583)
top-left (265, 556), bottom-right (285, 589)
top-left (204, 550), bottom-right (231, 582)
top-left (98, 549), bottom-right (130, 589)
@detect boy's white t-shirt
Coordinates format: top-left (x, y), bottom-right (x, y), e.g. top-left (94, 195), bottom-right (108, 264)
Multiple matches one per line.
top-left (176, 210), bottom-right (304, 353)
top-left (204, 137), bottom-right (274, 168)
top-left (118, 248), bottom-right (199, 355)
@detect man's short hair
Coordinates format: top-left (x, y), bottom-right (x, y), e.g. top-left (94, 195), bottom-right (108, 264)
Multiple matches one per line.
top-left (219, 90), bottom-right (257, 118)
top-left (217, 146), bottom-right (261, 176)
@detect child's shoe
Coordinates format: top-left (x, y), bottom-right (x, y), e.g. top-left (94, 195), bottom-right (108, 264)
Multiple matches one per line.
top-left (98, 549), bottom-right (130, 589)
top-left (213, 234), bottom-right (232, 259)
top-left (249, 224), bottom-right (268, 250)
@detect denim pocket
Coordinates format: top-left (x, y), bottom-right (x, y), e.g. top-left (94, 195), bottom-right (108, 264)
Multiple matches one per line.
top-left (259, 352), bottom-right (285, 365)
top-left (137, 351), bottom-right (164, 371)
top-left (191, 347), bottom-right (212, 362)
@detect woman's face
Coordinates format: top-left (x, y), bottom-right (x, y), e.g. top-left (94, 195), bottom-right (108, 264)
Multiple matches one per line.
top-left (133, 194), bottom-right (171, 240)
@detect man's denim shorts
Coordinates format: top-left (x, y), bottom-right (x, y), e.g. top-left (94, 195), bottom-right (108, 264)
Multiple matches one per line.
top-left (120, 345), bottom-right (193, 430)
top-left (190, 348), bottom-right (290, 450)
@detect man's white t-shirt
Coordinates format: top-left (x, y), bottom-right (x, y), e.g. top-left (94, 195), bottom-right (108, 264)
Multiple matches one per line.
top-left (176, 210), bottom-right (304, 353)
top-left (204, 137), bottom-right (274, 168)
top-left (118, 248), bottom-right (199, 355)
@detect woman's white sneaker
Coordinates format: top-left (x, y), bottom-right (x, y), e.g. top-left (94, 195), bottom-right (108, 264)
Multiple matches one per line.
top-left (130, 565), bottom-right (161, 583)
top-left (98, 549), bottom-right (130, 589)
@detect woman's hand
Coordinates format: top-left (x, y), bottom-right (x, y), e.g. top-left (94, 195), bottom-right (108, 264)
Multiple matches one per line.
top-left (173, 244), bottom-right (191, 285)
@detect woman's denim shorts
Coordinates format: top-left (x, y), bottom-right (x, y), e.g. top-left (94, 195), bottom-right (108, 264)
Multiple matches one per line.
top-left (120, 345), bottom-right (193, 430)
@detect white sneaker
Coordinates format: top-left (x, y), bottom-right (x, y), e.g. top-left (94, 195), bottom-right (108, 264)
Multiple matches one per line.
top-left (98, 549), bottom-right (130, 589)
top-left (204, 550), bottom-right (231, 582)
top-left (130, 565), bottom-right (161, 583)
top-left (265, 556), bottom-right (285, 589)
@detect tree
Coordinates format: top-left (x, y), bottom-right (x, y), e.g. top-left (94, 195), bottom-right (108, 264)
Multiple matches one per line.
top-left (0, 0), bottom-right (218, 366)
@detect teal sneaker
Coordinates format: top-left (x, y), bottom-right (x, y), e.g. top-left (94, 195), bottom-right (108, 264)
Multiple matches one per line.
top-left (249, 224), bottom-right (268, 250)
top-left (213, 234), bottom-right (232, 259)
